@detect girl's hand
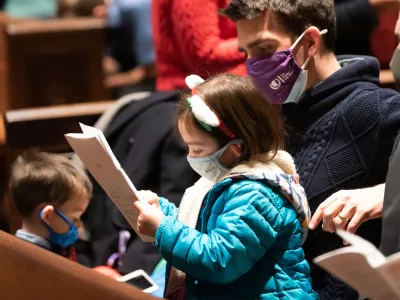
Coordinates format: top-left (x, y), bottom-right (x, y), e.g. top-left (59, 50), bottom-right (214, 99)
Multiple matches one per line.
top-left (137, 190), bottom-right (160, 209)
top-left (134, 201), bottom-right (165, 237)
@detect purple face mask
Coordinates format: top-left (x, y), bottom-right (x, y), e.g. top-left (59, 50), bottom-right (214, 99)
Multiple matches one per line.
top-left (246, 29), bottom-right (327, 105)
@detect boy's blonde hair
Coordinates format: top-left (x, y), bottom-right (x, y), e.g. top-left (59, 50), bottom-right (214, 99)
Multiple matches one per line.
top-left (9, 151), bottom-right (92, 217)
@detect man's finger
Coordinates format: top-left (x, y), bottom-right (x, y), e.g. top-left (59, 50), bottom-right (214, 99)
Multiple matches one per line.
top-left (346, 212), bottom-right (364, 235)
top-left (322, 200), bottom-right (346, 233)
top-left (333, 216), bottom-right (347, 231)
top-left (333, 202), bottom-right (357, 231)
top-left (310, 194), bottom-right (340, 229)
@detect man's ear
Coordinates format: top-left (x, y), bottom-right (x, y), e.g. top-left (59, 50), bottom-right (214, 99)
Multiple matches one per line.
top-left (304, 26), bottom-right (323, 58)
top-left (41, 205), bottom-right (55, 226)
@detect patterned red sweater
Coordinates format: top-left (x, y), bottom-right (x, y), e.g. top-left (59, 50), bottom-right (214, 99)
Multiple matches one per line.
top-left (152, 0), bottom-right (246, 91)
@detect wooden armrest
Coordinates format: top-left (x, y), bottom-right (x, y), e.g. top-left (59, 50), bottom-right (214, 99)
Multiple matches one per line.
top-left (5, 100), bottom-right (115, 150)
top-left (5, 17), bottom-right (106, 35)
top-left (0, 231), bottom-right (160, 300)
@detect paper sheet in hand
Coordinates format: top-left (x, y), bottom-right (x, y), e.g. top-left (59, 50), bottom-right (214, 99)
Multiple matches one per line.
top-left (65, 123), bottom-right (153, 242)
top-left (314, 230), bottom-right (400, 299)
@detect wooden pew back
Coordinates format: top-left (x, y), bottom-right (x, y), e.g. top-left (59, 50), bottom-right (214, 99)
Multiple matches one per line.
top-left (0, 230), bottom-right (159, 300)
top-left (5, 100), bottom-right (113, 150)
top-left (0, 15), bottom-right (109, 111)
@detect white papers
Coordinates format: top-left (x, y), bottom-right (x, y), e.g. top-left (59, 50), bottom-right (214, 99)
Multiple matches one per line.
top-left (314, 230), bottom-right (400, 299)
top-left (65, 123), bottom-right (153, 242)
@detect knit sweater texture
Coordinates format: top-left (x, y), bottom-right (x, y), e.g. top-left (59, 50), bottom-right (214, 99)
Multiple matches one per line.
top-left (152, 0), bottom-right (246, 91)
top-left (283, 55), bottom-right (400, 300)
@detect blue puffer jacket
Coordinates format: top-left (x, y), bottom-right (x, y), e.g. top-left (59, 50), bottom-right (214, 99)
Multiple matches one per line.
top-left (155, 169), bottom-right (318, 299)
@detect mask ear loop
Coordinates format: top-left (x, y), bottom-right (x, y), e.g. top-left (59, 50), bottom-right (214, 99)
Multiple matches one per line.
top-left (291, 29), bottom-right (328, 70)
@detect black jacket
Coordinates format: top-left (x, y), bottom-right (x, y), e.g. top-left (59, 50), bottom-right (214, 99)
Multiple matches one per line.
top-left (283, 56), bottom-right (400, 300)
top-left (84, 91), bottom-right (198, 274)
top-left (380, 132), bottom-right (400, 256)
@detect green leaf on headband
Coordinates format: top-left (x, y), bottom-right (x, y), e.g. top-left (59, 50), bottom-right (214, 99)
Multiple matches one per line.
top-left (187, 97), bottom-right (193, 109)
top-left (186, 98), bottom-right (212, 132)
top-left (199, 121), bottom-right (213, 132)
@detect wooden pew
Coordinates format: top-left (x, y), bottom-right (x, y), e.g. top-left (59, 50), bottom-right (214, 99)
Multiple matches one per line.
top-left (0, 15), bottom-right (109, 111)
top-left (0, 230), bottom-right (160, 300)
top-left (0, 100), bottom-right (115, 233)
top-left (5, 100), bottom-right (113, 150)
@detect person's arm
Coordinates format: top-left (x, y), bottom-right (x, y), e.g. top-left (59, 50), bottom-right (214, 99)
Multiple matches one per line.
top-left (380, 131), bottom-right (400, 256)
top-left (155, 185), bottom-right (280, 284)
top-left (158, 197), bottom-right (178, 219)
top-left (171, 0), bottom-right (244, 73)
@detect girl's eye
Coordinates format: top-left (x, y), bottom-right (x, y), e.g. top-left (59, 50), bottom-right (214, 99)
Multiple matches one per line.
top-left (192, 150), bottom-right (202, 155)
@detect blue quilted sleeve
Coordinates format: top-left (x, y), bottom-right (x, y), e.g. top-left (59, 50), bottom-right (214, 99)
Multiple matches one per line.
top-left (154, 184), bottom-right (282, 284)
top-left (159, 197), bottom-right (178, 219)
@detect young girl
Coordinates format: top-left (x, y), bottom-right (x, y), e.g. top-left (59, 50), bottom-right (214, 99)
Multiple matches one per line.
top-left (134, 74), bottom-right (318, 300)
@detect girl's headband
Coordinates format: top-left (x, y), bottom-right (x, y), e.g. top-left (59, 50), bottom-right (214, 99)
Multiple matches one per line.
top-left (185, 75), bottom-right (237, 140)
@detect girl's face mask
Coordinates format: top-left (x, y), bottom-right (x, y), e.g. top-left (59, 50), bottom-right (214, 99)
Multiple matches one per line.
top-left (246, 29), bottom-right (327, 105)
top-left (40, 209), bottom-right (78, 248)
top-left (187, 139), bottom-right (243, 182)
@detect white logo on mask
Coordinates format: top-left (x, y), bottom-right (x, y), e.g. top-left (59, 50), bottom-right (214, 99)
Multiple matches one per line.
top-left (269, 70), bottom-right (294, 90)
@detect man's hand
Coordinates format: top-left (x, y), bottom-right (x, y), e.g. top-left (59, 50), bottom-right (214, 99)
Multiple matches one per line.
top-left (309, 184), bottom-right (385, 238)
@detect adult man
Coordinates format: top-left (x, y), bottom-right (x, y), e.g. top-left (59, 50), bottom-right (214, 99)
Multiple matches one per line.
top-left (222, 1), bottom-right (400, 299)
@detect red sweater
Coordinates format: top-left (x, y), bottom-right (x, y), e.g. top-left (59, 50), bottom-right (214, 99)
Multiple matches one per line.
top-left (152, 0), bottom-right (246, 91)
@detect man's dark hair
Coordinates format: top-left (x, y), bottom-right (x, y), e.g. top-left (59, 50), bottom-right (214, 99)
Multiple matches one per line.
top-left (221, 0), bottom-right (336, 52)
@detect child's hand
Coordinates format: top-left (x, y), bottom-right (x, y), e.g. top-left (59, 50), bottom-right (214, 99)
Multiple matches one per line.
top-left (137, 190), bottom-right (160, 209)
top-left (134, 201), bottom-right (165, 237)
top-left (92, 266), bottom-right (122, 280)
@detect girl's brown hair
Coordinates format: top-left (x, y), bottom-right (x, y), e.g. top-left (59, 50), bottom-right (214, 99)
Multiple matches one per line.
top-left (177, 74), bottom-right (284, 162)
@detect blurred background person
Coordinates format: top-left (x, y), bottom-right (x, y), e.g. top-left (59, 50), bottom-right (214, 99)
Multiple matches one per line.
top-left (92, 0), bottom-right (156, 95)
top-left (335, 0), bottom-right (400, 71)
top-left (59, 0), bottom-right (156, 96)
top-left (152, 0), bottom-right (246, 91)
top-left (335, 0), bottom-right (399, 56)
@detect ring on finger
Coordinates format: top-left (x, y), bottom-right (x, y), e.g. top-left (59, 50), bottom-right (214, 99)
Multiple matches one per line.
top-left (338, 214), bottom-right (350, 223)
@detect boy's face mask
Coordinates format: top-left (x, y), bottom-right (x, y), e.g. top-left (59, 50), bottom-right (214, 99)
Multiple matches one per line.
top-left (40, 209), bottom-right (78, 248)
top-left (246, 28), bottom-right (327, 105)
top-left (187, 139), bottom-right (243, 182)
